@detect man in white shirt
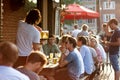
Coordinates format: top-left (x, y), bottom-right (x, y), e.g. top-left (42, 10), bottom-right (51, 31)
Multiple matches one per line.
top-left (71, 24), bottom-right (81, 38)
top-left (77, 24), bottom-right (89, 37)
top-left (0, 41), bottom-right (30, 80)
top-left (15, 9), bottom-right (41, 68)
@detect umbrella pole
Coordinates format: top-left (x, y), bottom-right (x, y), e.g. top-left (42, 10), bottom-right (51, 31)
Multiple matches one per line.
top-left (74, 13), bottom-right (76, 24)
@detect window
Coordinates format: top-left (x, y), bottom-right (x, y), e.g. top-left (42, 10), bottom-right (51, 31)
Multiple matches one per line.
top-left (103, 14), bottom-right (115, 22)
top-left (88, 19), bottom-right (94, 23)
top-left (86, 6), bottom-right (96, 11)
top-left (103, 1), bottom-right (115, 10)
top-left (78, 20), bottom-right (82, 23)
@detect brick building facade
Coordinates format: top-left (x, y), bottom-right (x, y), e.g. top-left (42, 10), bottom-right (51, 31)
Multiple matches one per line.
top-left (99, 0), bottom-right (120, 27)
top-left (0, 0), bottom-right (59, 43)
top-left (1, 0), bottom-right (27, 43)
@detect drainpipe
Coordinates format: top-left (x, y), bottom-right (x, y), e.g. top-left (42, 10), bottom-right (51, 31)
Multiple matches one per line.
top-left (0, 0), bottom-right (3, 42)
top-left (96, 0), bottom-right (100, 34)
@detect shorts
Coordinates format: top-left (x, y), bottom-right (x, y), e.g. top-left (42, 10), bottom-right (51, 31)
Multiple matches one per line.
top-left (109, 53), bottom-right (120, 71)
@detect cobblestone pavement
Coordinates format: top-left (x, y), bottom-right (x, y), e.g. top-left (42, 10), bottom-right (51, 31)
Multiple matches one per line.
top-left (93, 62), bottom-right (114, 80)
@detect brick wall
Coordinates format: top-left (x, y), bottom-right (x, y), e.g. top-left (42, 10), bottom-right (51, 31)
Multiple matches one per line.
top-left (2, 0), bottom-right (26, 43)
top-left (100, 0), bottom-right (120, 27)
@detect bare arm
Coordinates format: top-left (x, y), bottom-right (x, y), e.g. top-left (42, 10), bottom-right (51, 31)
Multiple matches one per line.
top-left (33, 43), bottom-right (40, 51)
top-left (59, 54), bottom-right (68, 67)
top-left (34, 25), bottom-right (42, 32)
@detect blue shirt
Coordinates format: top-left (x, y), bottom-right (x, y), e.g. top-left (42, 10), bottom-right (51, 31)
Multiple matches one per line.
top-left (79, 45), bottom-right (94, 74)
top-left (0, 66), bottom-right (30, 80)
top-left (65, 48), bottom-right (84, 79)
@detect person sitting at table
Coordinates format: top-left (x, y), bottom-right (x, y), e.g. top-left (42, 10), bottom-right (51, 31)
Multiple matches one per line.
top-left (43, 34), bottom-right (61, 56)
top-left (59, 35), bottom-right (71, 57)
top-left (17, 51), bottom-right (47, 80)
top-left (0, 41), bottom-right (30, 80)
top-left (57, 36), bottom-right (84, 80)
top-left (77, 36), bottom-right (94, 78)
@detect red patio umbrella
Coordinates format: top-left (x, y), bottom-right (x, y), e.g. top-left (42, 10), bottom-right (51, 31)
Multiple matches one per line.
top-left (63, 3), bottom-right (99, 20)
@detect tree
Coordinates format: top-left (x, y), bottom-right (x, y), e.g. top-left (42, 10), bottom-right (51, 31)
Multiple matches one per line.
top-left (62, 0), bottom-right (82, 5)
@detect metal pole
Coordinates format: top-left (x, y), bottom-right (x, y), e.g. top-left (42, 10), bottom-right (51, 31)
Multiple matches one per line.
top-left (96, 0), bottom-right (100, 34)
top-left (60, 0), bottom-right (62, 36)
top-left (0, 0), bottom-right (3, 42)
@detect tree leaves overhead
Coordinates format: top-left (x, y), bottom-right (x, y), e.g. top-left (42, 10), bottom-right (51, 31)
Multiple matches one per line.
top-left (61, 0), bottom-right (81, 5)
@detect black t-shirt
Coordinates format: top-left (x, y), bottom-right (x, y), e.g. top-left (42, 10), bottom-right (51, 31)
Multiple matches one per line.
top-left (109, 29), bottom-right (120, 55)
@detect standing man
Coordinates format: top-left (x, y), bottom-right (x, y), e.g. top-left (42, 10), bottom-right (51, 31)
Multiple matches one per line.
top-left (14, 9), bottom-right (41, 68)
top-left (77, 24), bottom-right (89, 37)
top-left (0, 41), bottom-right (30, 80)
top-left (104, 19), bottom-right (120, 80)
top-left (71, 24), bottom-right (81, 38)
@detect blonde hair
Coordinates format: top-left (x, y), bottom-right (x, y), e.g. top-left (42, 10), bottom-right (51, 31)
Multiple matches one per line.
top-left (81, 24), bottom-right (89, 31)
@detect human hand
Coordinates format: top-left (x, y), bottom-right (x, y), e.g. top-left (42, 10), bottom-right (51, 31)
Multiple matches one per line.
top-left (39, 75), bottom-right (47, 80)
top-left (105, 41), bottom-right (110, 46)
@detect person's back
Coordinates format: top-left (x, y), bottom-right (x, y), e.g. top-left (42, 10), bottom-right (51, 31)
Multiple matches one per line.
top-left (77, 24), bottom-right (89, 37)
top-left (88, 46), bottom-right (97, 63)
top-left (0, 41), bottom-right (30, 80)
top-left (17, 20), bottom-right (40, 56)
top-left (0, 66), bottom-right (30, 80)
top-left (77, 31), bottom-right (89, 37)
top-left (17, 67), bottom-right (40, 80)
top-left (77, 36), bottom-right (94, 74)
top-left (17, 51), bottom-right (47, 80)
top-left (72, 24), bottom-right (81, 38)
top-left (15, 9), bottom-right (41, 68)
top-left (69, 48), bottom-right (84, 76)
top-left (97, 43), bottom-right (107, 63)
top-left (80, 45), bottom-right (94, 74)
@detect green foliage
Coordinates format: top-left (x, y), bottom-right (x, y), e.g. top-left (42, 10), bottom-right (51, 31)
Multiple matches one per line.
top-left (64, 20), bottom-right (74, 25)
top-left (24, 0), bottom-right (37, 12)
top-left (61, 0), bottom-right (82, 5)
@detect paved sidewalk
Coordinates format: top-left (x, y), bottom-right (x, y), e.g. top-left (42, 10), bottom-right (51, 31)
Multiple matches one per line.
top-left (93, 63), bottom-right (114, 80)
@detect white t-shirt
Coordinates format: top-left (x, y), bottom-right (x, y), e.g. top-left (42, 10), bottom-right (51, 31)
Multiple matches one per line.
top-left (77, 31), bottom-right (89, 37)
top-left (89, 47), bottom-right (97, 58)
top-left (98, 44), bottom-right (107, 63)
top-left (0, 66), bottom-right (30, 80)
top-left (79, 45), bottom-right (94, 74)
top-left (72, 29), bottom-right (81, 38)
top-left (16, 21), bottom-right (40, 56)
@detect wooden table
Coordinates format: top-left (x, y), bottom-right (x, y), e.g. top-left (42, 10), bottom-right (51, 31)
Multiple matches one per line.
top-left (39, 63), bottom-right (59, 80)
top-left (39, 63), bottom-right (72, 80)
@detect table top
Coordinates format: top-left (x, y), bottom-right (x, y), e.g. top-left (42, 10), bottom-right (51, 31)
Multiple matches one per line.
top-left (44, 63), bottom-right (59, 68)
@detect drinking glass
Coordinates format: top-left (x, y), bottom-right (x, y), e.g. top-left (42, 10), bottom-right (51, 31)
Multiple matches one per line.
top-left (49, 53), bottom-right (53, 59)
